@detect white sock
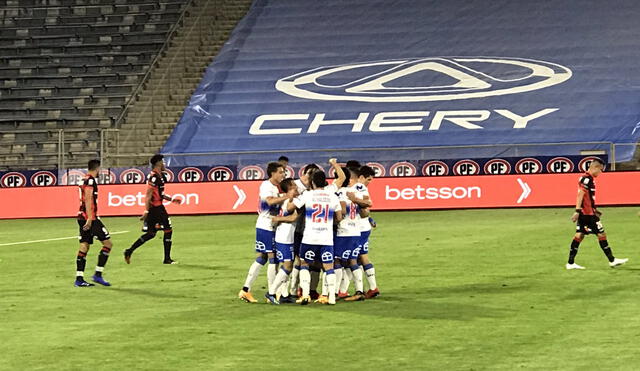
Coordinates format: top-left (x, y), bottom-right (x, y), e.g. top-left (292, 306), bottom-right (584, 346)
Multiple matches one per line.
top-left (334, 267), bottom-right (343, 294)
top-left (289, 266), bottom-right (300, 295)
top-left (352, 265), bottom-right (364, 293)
top-left (269, 267), bottom-right (290, 296)
top-left (340, 268), bottom-right (353, 293)
top-left (243, 260), bottom-right (264, 290)
top-left (279, 279), bottom-right (290, 298)
top-left (300, 269), bottom-right (311, 297)
top-left (326, 272), bottom-right (336, 304)
top-left (321, 272), bottom-right (328, 296)
top-left (364, 265), bottom-right (377, 290)
top-left (267, 262), bottom-right (277, 292)
top-left (310, 270), bottom-right (320, 293)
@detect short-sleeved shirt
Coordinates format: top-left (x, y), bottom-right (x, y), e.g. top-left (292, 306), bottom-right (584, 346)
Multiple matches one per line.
top-left (147, 170), bottom-right (166, 207)
top-left (293, 188), bottom-right (341, 246)
top-left (256, 180), bottom-right (281, 231)
top-left (275, 199), bottom-right (297, 244)
top-left (578, 173), bottom-right (596, 215)
top-left (353, 182), bottom-right (372, 232)
top-left (78, 174), bottom-right (98, 220)
top-left (336, 186), bottom-right (361, 237)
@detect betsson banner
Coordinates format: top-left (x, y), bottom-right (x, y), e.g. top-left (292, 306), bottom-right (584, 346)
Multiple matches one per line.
top-left (1, 173), bottom-right (640, 219)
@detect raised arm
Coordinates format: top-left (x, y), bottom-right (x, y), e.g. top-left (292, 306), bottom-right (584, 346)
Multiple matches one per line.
top-left (329, 158), bottom-right (346, 187)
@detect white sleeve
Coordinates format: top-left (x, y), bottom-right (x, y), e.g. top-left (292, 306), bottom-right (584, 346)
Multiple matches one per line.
top-left (292, 195), bottom-right (305, 209)
top-left (259, 182), bottom-right (274, 200)
top-left (331, 194), bottom-right (341, 212)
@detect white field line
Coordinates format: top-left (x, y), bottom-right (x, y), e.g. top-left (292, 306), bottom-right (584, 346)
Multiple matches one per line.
top-left (0, 231), bottom-right (130, 247)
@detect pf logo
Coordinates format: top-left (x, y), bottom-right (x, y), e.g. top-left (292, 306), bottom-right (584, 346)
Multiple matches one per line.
top-left (1, 172), bottom-right (27, 187)
top-left (98, 169), bottom-right (116, 184)
top-left (276, 57), bottom-right (572, 102)
top-left (239, 166), bottom-right (266, 180)
top-left (579, 157), bottom-right (604, 172)
top-left (162, 169), bottom-right (175, 183)
top-left (515, 158), bottom-right (543, 174)
top-left (328, 163), bottom-right (346, 178)
top-left (366, 162), bottom-right (386, 177)
top-left (389, 162), bottom-right (416, 177)
top-left (453, 160), bottom-right (480, 176)
top-left (61, 170), bottom-right (86, 185)
top-left (483, 159), bottom-right (511, 175)
top-left (120, 168), bottom-right (146, 184)
top-left (422, 161), bottom-right (449, 176)
top-left (30, 171), bottom-right (57, 187)
top-left (547, 157), bottom-right (575, 173)
top-left (208, 166), bottom-right (234, 182)
top-left (284, 165), bottom-right (295, 178)
top-left (178, 167), bottom-right (204, 183)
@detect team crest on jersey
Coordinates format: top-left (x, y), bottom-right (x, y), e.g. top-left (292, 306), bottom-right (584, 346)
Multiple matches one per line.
top-left (422, 161), bottom-right (449, 176)
top-left (304, 250), bottom-right (316, 261)
top-left (119, 168), bottom-right (146, 184)
top-left (453, 160), bottom-right (480, 176)
top-left (30, 171), bottom-right (57, 186)
top-left (207, 166), bottom-right (234, 182)
top-left (389, 162), bottom-right (416, 177)
top-left (61, 169), bottom-right (86, 185)
top-left (239, 166), bottom-right (266, 180)
top-left (98, 169), bottom-right (116, 184)
top-left (255, 241), bottom-right (266, 252)
top-left (321, 251), bottom-right (333, 262)
top-left (366, 162), bottom-right (386, 177)
top-left (0, 172), bottom-right (27, 188)
top-left (483, 159), bottom-right (511, 175)
top-left (178, 167), bottom-right (204, 182)
top-left (515, 158), bottom-right (543, 174)
top-left (578, 157), bottom-right (603, 172)
top-left (546, 157), bottom-right (575, 173)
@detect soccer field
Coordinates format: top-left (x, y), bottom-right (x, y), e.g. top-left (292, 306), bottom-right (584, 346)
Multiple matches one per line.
top-left (1, 208), bottom-right (639, 370)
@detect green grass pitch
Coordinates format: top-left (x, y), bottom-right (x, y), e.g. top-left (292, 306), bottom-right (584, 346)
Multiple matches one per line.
top-left (1, 208), bottom-right (639, 370)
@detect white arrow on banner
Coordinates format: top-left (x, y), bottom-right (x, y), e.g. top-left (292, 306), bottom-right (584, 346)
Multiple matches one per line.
top-left (233, 185), bottom-right (246, 210)
top-left (516, 178), bottom-right (531, 204)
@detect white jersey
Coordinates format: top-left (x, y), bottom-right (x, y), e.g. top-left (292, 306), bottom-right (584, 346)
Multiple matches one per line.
top-left (294, 178), bottom-right (308, 194)
top-left (255, 180), bottom-right (281, 231)
top-left (336, 186), bottom-right (361, 237)
top-left (275, 199), bottom-right (297, 244)
top-left (293, 187), bottom-right (341, 246)
top-left (353, 182), bottom-right (372, 232)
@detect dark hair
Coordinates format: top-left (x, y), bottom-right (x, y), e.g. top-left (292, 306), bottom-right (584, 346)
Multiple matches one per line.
top-left (278, 156), bottom-right (289, 163)
top-left (337, 166), bottom-right (351, 188)
top-left (88, 159), bottom-right (101, 171)
top-left (150, 154), bottom-right (164, 167)
top-left (591, 157), bottom-right (605, 166)
top-left (358, 165), bottom-right (375, 179)
top-left (346, 160), bottom-right (361, 169)
top-left (303, 163), bottom-right (320, 176)
top-left (311, 171), bottom-right (328, 189)
top-left (280, 178), bottom-right (295, 192)
top-left (267, 162), bottom-right (284, 178)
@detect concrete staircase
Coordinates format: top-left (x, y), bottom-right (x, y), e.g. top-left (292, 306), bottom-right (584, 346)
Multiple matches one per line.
top-left (112, 0), bottom-right (253, 166)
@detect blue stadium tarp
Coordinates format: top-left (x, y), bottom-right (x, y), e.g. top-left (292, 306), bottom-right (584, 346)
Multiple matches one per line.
top-left (162, 0), bottom-right (640, 166)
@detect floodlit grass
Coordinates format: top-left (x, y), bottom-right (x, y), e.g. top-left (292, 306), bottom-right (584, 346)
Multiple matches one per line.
top-left (1, 208), bottom-right (639, 370)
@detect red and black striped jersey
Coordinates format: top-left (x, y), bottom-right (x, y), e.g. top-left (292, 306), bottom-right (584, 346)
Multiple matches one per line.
top-left (147, 170), bottom-right (166, 207)
top-left (578, 173), bottom-right (596, 215)
top-left (78, 174), bottom-right (98, 220)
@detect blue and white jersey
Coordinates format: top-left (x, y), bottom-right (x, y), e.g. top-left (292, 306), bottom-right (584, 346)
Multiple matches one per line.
top-left (293, 187), bottom-right (341, 246)
top-left (256, 180), bottom-right (281, 231)
top-left (354, 182), bottom-right (372, 232)
top-left (275, 199), bottom-right (297, 244)
top-left (336, 186), bottom-right (360, 237)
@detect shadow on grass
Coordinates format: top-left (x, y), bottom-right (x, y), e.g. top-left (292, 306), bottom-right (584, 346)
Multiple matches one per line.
top-left (175, 263), bottom-right (226, 271)
top-left (109, 287), bottom-right (190, 299)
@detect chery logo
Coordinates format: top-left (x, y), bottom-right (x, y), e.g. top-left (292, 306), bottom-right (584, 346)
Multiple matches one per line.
top-left (276, 57), bottom-right (572, 102)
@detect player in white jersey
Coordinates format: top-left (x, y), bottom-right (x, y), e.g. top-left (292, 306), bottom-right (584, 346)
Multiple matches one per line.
top-left (238, 162), bottom-right (288, 303)
top-left (264, 178), bottom-right (300, 304)
top-left (288, 170), bottom-right (344, 305)
top-left (344, 165), bottom-right (378, 301)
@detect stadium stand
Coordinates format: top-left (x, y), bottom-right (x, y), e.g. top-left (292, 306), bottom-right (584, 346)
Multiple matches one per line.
top-left (0, 0), bottom-right (253, 170)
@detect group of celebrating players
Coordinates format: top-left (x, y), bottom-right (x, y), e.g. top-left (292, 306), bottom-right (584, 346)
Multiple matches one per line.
top-left (237, 157), bottom-right (380, 305)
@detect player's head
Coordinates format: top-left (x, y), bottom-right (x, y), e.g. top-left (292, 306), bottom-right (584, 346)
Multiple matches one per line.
top-left (357, 165), bottom-right (375, 186)
top-left (311, 170), bottom-right (328, 189)
top-left (588, 157), bottom-right (606, 177)
top-left (280, 177), bottom-right (298, 197)
top-left (87, 159), bottom-right (101, 174)
top-left (278, 156), bottom-right (289, 167)
top-left (267, 162), bottom-right (285, 183)
top-left (348, 167), bottom-right (359, 185)
top-left (337, 166), bottom-right (351, 188)
top-left (346, 160), bottom-right (361, 171)
top-left (303, 163), bottom-right (320, 177)
top-left (150, 154), bottom-right (165, 171)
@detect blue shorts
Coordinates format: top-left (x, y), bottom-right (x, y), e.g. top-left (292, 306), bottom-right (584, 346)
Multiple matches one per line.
top-left (293, 232), bottom-right (303, 257)
top-left (276, 242), bottom-right (294, 262)
top-left (255, 228), bottom-right (275, 253)
top-left (334, 236), bottom-right (359, 261)
top-left (300, 243), bottom-right (334, 264)
top-left (351, 230), bottom-right (371, 259)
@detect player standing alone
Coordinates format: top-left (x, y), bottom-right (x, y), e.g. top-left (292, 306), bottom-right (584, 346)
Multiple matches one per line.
top-left (124, 154), bottom-right (181, 265)
top-left (74, 159), bottom-right (113, 287)
top-left (566, 158), bottom-right (628, 269)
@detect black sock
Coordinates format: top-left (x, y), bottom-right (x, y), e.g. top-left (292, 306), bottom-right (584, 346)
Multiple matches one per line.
top-left (163, 231), bottom-right (173, 261)
top-left (568, 238), bottom-right (581, 264)
top-left (95, 245), bottom-right (111, 276)
top-left (128, 233), bottom-right (155, 253)
top-left (599, 238), bottom-right (615, 262)
top-left (76, 250), bottom-right (87, 280)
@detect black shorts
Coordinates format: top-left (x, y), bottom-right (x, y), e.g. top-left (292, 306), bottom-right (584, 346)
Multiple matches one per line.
top-left (143, 205), bottom-right (172, 232)
top-left (77, 218), bottom-right (110, 244)
top-left (576, 215), bottom-right (605, 235)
